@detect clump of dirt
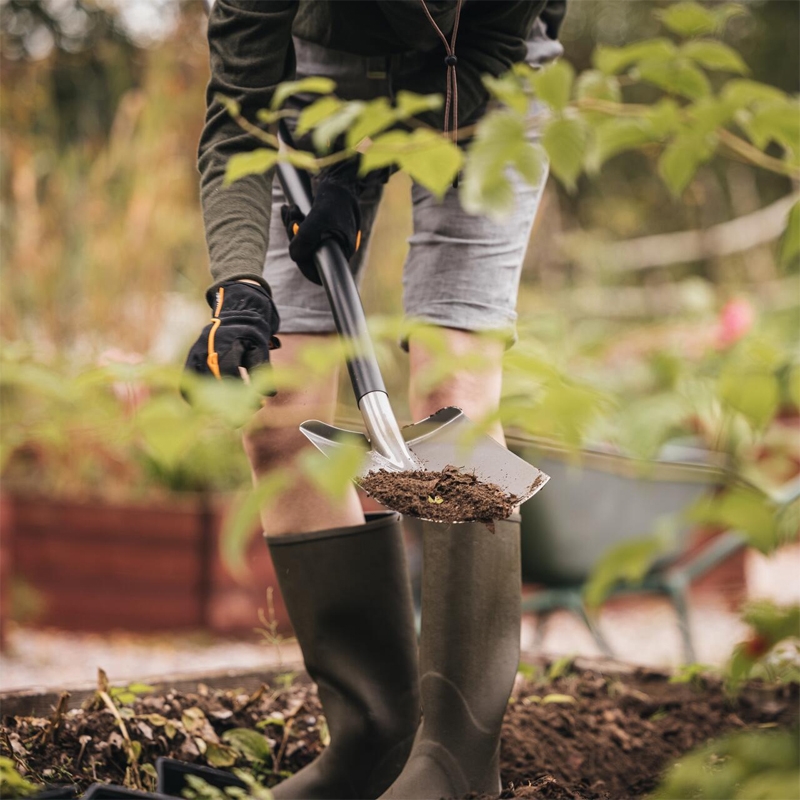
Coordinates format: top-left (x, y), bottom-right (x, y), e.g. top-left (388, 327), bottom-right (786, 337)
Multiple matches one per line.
top-left (497, 666), bottom-right (798, 799)
top-left (360, 464), bottom-right (518, 523)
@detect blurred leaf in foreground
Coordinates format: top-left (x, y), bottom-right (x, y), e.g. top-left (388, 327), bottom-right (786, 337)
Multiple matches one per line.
top-left (652, 728), bottom-right (799, 800)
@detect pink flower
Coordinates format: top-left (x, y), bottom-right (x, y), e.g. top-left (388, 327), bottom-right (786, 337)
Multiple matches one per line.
top-left (717, 298), bottom-right (755, 348)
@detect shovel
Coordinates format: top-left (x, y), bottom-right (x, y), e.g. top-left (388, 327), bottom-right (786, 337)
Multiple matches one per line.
top-left (276, 121), bottom-right (548, 519)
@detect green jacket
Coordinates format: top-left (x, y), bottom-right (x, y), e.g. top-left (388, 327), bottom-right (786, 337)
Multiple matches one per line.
top-left (200, 0), bottom-right (566, 291)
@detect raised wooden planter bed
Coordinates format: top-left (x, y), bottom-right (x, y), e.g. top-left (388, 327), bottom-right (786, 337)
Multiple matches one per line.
top-left (0, 492), bottom-right (290, 637)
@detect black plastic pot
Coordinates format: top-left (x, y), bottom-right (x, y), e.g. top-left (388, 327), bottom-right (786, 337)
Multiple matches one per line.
top-left (155, 757), bottom-right (247, 796)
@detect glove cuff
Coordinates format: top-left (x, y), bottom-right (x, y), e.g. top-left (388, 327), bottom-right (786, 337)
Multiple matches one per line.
top-left (204, 279), bottom-right (273, 310)
top-left (205, 274), bottom-right (273, 303)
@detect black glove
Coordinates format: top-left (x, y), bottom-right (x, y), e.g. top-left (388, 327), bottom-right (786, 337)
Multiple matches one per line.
top-left (184, 281), bottom-right (280, 384)
top-left (281, 170), bottom-right (362, 286)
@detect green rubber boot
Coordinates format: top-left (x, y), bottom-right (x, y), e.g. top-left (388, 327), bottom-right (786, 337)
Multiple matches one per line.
top-left (267, 512), bottom-right (420, 799)
top-left (382, 515), bottom-right (521, 800)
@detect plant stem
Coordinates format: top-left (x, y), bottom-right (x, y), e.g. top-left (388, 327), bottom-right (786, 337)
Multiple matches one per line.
top-left (576, 98), bottom-right (800, 180)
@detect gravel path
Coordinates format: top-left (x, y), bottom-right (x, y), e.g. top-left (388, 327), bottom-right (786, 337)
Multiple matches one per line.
top-left (2, 546), bottom-right (796, 692)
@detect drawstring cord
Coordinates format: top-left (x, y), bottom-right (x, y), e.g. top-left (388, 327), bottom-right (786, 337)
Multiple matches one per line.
top-left (418, 0), bottom-right (464, 145)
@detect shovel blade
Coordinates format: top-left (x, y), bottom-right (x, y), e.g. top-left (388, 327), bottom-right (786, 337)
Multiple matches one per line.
top-left (300, 406), bottom-right (549, 509)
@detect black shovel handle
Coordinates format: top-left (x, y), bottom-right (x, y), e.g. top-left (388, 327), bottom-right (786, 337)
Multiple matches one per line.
top-left (276, 121), bottom-right (386, 403)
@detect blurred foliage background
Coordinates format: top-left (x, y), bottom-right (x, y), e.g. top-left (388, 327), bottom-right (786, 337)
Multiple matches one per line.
top-left (1, 0), bottom-right (798, 502)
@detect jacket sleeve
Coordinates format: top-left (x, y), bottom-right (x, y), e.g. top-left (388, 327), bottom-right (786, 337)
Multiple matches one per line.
top-left (199, 0), bottom-right (298, 292)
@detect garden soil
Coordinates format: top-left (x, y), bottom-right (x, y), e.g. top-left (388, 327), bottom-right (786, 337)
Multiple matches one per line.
top-left (360, 465), bottom-right (518, 523)
top-left (2, 665), bottom-right (797, 798)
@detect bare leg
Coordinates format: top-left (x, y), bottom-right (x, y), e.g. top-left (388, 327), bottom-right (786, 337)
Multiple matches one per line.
top-left (243, 333), bottom-right (364, 537)
top-left (408, 327), bottom-right (506, 446)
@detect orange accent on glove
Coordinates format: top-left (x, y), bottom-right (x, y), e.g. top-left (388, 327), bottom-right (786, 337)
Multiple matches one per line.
top-left (206, 286), bottom-right (225, 379)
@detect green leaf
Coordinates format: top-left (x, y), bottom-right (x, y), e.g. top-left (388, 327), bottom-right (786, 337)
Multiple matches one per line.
top-left (788, 364), bottom-right (800, 409)
top-left (645, 98), bottom-right (682, 136)
top-left (282, 148), bottom-right (319, 172)
top-left (270, 76), bottom-right (336, 110)
top-left (396, 129), bottom-right (463, 197)
top-left (135, 395), bottom-right (203, 470)
top-left (587, 117), bottom-right (659, 173)
top-left (689, 488), bottom-right (779, 553)
top-left (311, 101), bottom-right (365, 153)
top-left (719, 369), bottom-right (780, 429)
top-left (593, 38), bottom-right (677, 75)
top-left (360, 130), bottom-right (410, 173)
top-left (296, 96), bottom-right (343, 135)
top-left (206, 742), bottom-right (237, 768)
top-left (221, 728), bottom-right (272, 762)
top-left (740, 100), bottom-right (800, 156)
top-left (541, 694), bottom-right (577, 705)
top-left (584, 525), bottom-right (676, 608)
top-left (255, 108), bottom-right (282, 125)
top-left (513, 142), bottom-right (546, 187)
top-left (657, 2), bottom-right (717, 37)
top-left (126, 682), bottom-right (156, 695)
top-left (722, 79), bottom-right (788, 109)
top-left (635, 57), bottom-right (711, 99)
top-left (541, 115), bottom-right (588, 191)
top-left (221, 471), bottom-right (291, 576)
top-left (223, 149), bottom-right (279, 187)
top-left (658, 132), bottom-right (717, 195)
top-left (461, 111), bottom-right (533, 218)
top-left (742, 600), bottom-right (800, 644)
top-left (300, 437), bottom-right (366, 501)
top-left (346, 98), bottom-right (398, 148)
top-left (483, 73), bottom-right (529, 115)
top-left (214, 93), bottom-right (240, 117)
top-left (780, 201), bottom-right (800, 267)
top-left (395, 90), bottom-right (443, 117)
top-left (529, 60), bottom-right (575, 111)
top-left (681, 40), bottom-right (748, 74)
top-left (613, 393), bottom-right (690, 460)
top-left (575, 70), bottom-right (622, 103)
top-left (686, 97), bottom-right (737, 136)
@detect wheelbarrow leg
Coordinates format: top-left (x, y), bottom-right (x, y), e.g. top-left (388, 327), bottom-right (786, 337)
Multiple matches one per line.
top-left (573, 598), bottom-right (614, 658)
top-left (531, 608), bottom-right (553, 652)
top-left (664, 575), bottom-right (696, 664)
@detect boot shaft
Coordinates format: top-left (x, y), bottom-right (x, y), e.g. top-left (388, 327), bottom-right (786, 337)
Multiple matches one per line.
top-left (268, 513), bottom-right (420, 753)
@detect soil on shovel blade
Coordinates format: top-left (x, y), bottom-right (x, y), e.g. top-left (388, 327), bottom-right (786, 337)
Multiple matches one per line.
top-left (360, 464), bottom-right (518, 523)
top-left (2, 663), bottom-right (797, 798)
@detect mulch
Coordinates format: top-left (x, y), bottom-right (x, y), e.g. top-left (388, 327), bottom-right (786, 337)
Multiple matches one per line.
top-left (1, 665), bottom-right (797, 798)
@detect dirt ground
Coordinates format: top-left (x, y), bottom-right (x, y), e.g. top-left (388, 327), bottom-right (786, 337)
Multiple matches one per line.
top-left (1, 665), bottom-right (796, 798)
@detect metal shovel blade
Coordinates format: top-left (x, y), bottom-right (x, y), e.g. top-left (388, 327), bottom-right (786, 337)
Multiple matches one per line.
top-left (300, 406), bottom-right (549, 512)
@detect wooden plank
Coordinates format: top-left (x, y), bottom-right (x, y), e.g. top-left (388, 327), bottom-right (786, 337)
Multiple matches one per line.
top-left (14, 537), bottom-right (199, 585)
top-left (0, 662), bottom-right (306, 718)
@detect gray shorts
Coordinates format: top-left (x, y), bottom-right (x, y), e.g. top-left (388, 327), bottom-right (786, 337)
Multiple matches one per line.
top-left (265, 39), bottom-right (548, 344)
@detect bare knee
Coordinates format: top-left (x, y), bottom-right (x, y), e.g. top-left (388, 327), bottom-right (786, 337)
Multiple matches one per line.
top-left (408, 327), bottom-right (505, 444)
top-left (243, 421), bottom-right (306, 474)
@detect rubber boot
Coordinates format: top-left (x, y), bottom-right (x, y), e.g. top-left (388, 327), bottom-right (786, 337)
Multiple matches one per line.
top-left (267, 512), bottom-right (420, 799)
top-left (382, 515), bottom-right (521, 799)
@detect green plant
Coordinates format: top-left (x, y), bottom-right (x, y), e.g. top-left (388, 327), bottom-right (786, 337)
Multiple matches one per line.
top-left (651, 728), bottom-right (800, 800)
top-left (221, 2), bottom-right (799, 240)
top-left (727, 601), bottom-right (800, 689)
top-left (182, 770), bottom-right (274, 800)
top-left (0, 757), bottom-right (38, 799)
top-left (254, 588), bottom-right (296, 669)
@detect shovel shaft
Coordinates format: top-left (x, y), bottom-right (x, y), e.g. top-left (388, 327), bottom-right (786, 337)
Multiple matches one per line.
top-left (275, 147), bottom-right (385, 401)
top-left (276, 123), bottom-right (417, 470)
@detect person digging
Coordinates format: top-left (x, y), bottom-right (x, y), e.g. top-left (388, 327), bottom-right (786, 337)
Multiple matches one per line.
top-left (185, 2), bottom-right (566, 798)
